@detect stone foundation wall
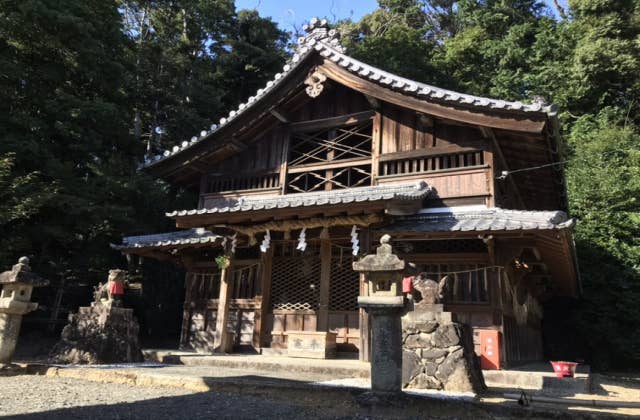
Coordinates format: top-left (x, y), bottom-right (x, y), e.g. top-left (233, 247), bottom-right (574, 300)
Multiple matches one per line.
top-left (50, 304), bottom-right (143, 364)
top-left (402, 317), bottom-right (485, 393)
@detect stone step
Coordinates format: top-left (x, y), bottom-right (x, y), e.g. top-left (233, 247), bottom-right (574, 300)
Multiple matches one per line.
top-left (482, 363), bottom-right (592, 395)
top-left (142, 349), bottom-right (370, 379)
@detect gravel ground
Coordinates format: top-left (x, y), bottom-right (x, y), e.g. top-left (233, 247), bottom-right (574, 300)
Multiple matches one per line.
top-left (0, 375), bottom-right (368, 420)
top-left (1, 370), bottom-right (636, 419)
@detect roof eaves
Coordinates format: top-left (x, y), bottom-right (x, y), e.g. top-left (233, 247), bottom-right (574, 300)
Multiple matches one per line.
top-left (166, 181), bottom-right (432, 218)
top-left (144, 17), bottom-right (559, 171)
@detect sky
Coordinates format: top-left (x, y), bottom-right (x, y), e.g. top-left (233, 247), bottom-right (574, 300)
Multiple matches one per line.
top-left (236, 0), bottom-right (569, 32)
top-left (236, 0), bottom-right (378, 32)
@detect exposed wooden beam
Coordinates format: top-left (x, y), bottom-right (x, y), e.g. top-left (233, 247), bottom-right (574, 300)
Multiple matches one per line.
top-left (377, 146), bottom-right (481, 162)
top-left (228, 138), bottom-right (248, 151)
top-left (481, 127), bottom-right (526, 209)
top-left (270, 108), bottom-right (290, 123)
top-left (365, 95), bottom-right (380, 110)
top-left (289, 110), bottom-right (375, 132)
top-left (287, 157), bottom-right (371, 174)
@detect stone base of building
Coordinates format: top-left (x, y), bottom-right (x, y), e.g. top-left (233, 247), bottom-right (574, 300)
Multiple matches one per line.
top-left (50, 304), bottom-right (143, 364)
top-left (401, 313), bottom-right (485, 393)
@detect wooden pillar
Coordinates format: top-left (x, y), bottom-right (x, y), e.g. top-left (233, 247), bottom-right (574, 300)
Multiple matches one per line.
top-left (484, 145), bottom-right (496, 208)
top-left (317, 237), bottom-right (331, 331)
top-left (179, 272), bottom-right (192, 349)
top-left (254, 247), bottom-right (273, 348)
top-left (214, 264), bottom-right (233, 353)
top-left (358, 272), bottom-right (370, 362)
top-left (179, 255), bottom-right (195, 350)
top-left (358, 228), bottom-right (371, 362)
top-left (371, 111), bottom-right (381, 184)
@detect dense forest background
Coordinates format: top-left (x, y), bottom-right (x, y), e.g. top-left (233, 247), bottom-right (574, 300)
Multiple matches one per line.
top-left (0, 0), bottom-right (638, 368)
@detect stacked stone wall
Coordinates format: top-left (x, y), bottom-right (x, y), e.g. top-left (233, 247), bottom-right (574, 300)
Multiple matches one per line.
top-left (402, 318), bottom-right (485, 393)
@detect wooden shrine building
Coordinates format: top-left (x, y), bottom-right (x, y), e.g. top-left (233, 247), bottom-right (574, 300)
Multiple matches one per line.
top-left (115, 19), bottom-right (579, 367)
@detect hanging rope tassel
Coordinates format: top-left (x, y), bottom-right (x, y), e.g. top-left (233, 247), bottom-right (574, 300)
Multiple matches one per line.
top-left (350, 225), bottom-right (359, 256)
top-left (260, 230), bottom-right (271, 253)
top-left (296, 228), bottom-right (307, 251)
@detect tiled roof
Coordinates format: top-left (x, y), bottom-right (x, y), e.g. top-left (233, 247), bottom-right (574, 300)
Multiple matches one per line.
top-left (385, 208), bottom-right (575, 233)
top-left (112, 228), bottom-right (221, 250)
top-left (144, 18), bottom-right (557, 168)
top-left (167, 181), bottom-right (432, 218)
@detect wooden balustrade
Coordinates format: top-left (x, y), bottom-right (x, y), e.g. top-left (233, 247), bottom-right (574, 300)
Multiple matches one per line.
top-left (379, 150), bottom-right (484, 177)
top-left (206, 172), bottom-right (280, 194)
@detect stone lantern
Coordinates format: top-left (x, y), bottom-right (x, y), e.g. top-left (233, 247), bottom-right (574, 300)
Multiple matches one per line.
top-left (0, 257), bottom-right (49, 363)
top-left (353, 234), bottom-right (407, 393)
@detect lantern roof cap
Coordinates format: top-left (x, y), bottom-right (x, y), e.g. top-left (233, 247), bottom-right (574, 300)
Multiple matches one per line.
top-left (0, 257), bottom-right (49, 286)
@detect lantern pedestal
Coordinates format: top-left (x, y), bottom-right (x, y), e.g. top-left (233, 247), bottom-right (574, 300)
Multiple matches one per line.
top-left (353, 235), bottom-right (408, 395)
top-left (0, 257), bottom-right (48, 364)
top-left (358, 301), bottom-right (406, 392)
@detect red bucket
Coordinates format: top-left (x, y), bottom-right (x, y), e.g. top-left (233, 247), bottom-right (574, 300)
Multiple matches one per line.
top-left (550, 361), bottom-right (578, 378)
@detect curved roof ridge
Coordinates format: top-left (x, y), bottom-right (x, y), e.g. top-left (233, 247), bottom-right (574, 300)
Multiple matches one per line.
top-left (316, 42), bottom-right (558, 115)
top-left (144, 17), bottom-right (558, 169)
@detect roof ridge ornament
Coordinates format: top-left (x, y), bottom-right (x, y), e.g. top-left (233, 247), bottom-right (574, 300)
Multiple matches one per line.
top-left (298, 17), bottom-right (344, 53)
top-left (305, 68), bottom-right (327, 98)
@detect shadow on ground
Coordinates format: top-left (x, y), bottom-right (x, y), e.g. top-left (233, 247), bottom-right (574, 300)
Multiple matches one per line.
top-left (3, 373), bottom-right (632, 420)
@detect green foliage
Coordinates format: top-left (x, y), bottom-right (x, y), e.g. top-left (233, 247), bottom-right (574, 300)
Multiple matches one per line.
top-left (339, 0), bottom-right (445, 84)
top-left (566, 0), bottom-right (640, 116)
top-left (565, 111), bottom-right (640, 367)
top-left (0, 153), bottom-right (52, 226)
top-left (120, 1), bottom-right (288, 150)
top-left (343, 0), bottom-right (640, 368)
top-left (0, 0), bottom-right (288, 288)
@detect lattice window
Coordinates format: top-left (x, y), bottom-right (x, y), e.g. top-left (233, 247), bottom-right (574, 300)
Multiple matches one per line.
top-left (329, 256), bottom-right (359, 311)
top-left (230, 264), bottom-right (261, 299)
top-left (285, 121), bottom-right (373, 193)
top-left (186, 272), bottom-right (220, 301)
top-left (419, 264), bottom-right (489, 304)
top-left (289, 121), bottom-right (372, 166)
top-left (286, 164), bottom-right (371, 193)
top-left (271, 256), bottom-right (321, 311)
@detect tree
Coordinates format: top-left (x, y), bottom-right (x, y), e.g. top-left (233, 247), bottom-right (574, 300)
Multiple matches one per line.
top-left (565, 110), bottom-right (640, 368)
top-left (0, 0), bottom-right (148, 278)
top-left (119, 1), bottom-right (289, 152)
top-left (339, 0), bottom-right (446, 85)
top-left (565, 0), bottom-right (640, 118)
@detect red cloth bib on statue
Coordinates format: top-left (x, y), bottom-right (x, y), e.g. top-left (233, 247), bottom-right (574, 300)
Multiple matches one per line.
top-left (402, 276), bottom-right (413, 293)
top-left (108, 281), bottom-right (124, 296)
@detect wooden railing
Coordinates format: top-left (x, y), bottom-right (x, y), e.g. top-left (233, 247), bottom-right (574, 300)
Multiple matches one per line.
top-left (379, 150), bottom-right (484, 177)
top-left (206, 172), bottom-right (280, 194)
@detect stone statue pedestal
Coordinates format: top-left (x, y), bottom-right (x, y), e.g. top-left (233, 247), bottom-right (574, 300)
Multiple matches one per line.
top-left (50, 305), bottom-right (143, 364)
top-left (50, 269), bottom-right (143, 364)
top-left (401, 304), bottom-right (485, 393)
